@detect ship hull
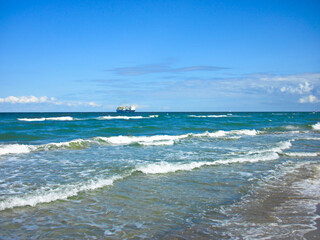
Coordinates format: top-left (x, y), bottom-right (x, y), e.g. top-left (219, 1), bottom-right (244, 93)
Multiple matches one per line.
top-left (116, 110), bottom-right (135, 113)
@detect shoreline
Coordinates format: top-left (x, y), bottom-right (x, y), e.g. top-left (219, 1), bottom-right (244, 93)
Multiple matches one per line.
top-left (304, 203), bottom-right (320, 240)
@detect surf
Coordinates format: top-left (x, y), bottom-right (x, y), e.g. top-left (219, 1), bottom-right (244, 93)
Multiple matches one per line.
top-left (18, 116), bottom-right (74, 121)
top-left (0, 129), bottom-right (260, 155)
top-left (98, 115), bottom-right (158, 120)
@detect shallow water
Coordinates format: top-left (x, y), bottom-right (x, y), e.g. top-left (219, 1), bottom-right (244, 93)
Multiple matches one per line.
top-left (0, 112), bottom-right (319, 239)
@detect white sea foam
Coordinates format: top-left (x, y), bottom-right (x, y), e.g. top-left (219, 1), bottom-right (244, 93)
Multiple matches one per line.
top-left (95, 134), bottom-right (189, 146)
top-left (248, 140), bottom-right (293, 155)
top-left (136, 161), bottom-right (210, 174)
top-left (98, 115), bottom-right (158, 120)
top-left (0, 129), bottom-right (258, 155)
top-left (298, 137), bottom-right (320, 141)
top-left (230, 129), bottom-right (258, 136)
top-left (192, 130), bottom-right (227, 138)
top-left (0, 139), bottom-right (92, 156)
top-left (95, 129), bottom-right (257, 146)
top-left (18, 116), bottom-right (73, 121)
top-left (136, 150), bottom-right (281, 175)
top-left (312, 122), bottom-right (320, 130)
top-left (18, 117), bottom-right (46, 121)
top-left (0, 175), bottom-right (122, 211)
top-left (193, 129), bottom-right (258, 138)
top-left (0, 144), bottom-right (36, 155)
top-left (283, 152), bottom-right (319, 157)
top-left (270, 140), bottom-right (293, 153)
top-left (141, 140), bottom-right (175, 146)
top-left (188, 114), bottom-right (229, 118)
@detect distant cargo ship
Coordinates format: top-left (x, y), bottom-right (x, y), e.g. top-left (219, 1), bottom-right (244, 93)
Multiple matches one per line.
top-left (116, 106), bottom-right (136, 113)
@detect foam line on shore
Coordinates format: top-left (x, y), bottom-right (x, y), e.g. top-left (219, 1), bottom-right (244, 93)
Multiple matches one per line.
top-left (216, 162), bottom-right (320, 239)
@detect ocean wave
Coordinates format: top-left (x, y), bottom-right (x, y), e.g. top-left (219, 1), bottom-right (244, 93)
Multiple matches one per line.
top-left (193, 129), bottom-right (258, 138)
top-left (0, 129), bottom-right (258, 155)
top-left (94, 129), bottom-right (257, 146)
top-left (312, 122), bottom-right (320, 130)
top-left (0, 175), bottom-right (122, 211)
top-left (39, 139), bottom-right (92, 150)
top-left (18, 116), bottom-right (74, 121)
top-left (248, 140), bottom-right (293, 155)
top-left (297, 137), bottom-right (320, 141)
top-left (283, 152), bottom-right (319, 157)
top-left (136, 152), bottom-right (280, 175)
top-left (94, 134), bottom-right (189, 146)
top-left (0, 150), bottom-right (278, 210)
top-left (0, 144), bottom-right (36, 155)
top-left (136, 140), bottom-right (290, 175)
top-left (0, 138), bottom-right (292, 210)
top-left (98, 115), bottom-right (158, 120)
top-left (188, 114), bottom-right (231, 118)
top-left (0, 139), bottom-right (92, 156)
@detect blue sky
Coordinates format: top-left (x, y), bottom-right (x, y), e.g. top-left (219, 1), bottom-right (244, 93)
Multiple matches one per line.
top-left (1, 0), bottom-right (319, 112)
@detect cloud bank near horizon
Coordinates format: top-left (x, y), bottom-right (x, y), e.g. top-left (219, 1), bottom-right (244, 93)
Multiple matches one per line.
top-left (0, 96), bottom-right (100, 107)
top-left (1, 71), bottom-right (319, 112)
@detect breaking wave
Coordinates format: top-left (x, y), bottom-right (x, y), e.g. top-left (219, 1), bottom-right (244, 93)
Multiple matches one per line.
top-left (295, 137), bottom-right (320, 141)
top-left (0, 129), bottom-right (259, 155)
top-left (0, 148), bottom-right (278, 210)
top-left (188, 114), bottom-right (231, 118)
top-left (248, 140), bottom-right (293, 155)
top-left (283, 152), bottom-right (319, 157)
top-left (94, 134), bottom-right (189, 146)
top-left (0, 139), bottom-right (92, 156)
top-left (312, 122), bottom-right (320, 130)
top-left (98, 115), bottom-right (158, 120)
top-left (18, 117), bottom-right (74, 121)
top-left (136, 153), bottom-right (280, 175)
top-left (136, 140), bottom-right (293, 174)
top-left (0, 139), bottom-right (302, 210)
top-left (0, 175), bottom-right (123, 211)
top-left (0, 144), bottom-right (36, 155)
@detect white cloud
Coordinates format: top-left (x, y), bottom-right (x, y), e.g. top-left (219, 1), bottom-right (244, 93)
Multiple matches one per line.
top-left (0, 96), bottom-right (50, 104)
top-left (0, 95), bottom-right (100, 107)
top-left (280, 82), bottom-right (313, 94)
top-left (259, 73), bottom-right (320, 83)
top-left (88, 102), bottom-right (99, 107)
top-left (299, 95), bottom-right (320, 103)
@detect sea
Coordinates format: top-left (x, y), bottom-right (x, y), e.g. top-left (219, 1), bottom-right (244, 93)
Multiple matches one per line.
top-left (0, 112), bottom-right (319, 239)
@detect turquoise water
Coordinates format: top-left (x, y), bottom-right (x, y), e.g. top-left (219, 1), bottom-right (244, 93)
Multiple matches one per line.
top-left (0, 112), bottom-right (320, 239)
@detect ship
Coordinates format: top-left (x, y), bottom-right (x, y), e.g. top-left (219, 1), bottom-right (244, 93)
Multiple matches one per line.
top-left (116, 105), bottom-right (136, 113)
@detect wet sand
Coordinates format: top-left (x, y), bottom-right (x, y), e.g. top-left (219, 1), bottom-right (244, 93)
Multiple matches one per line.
top-left (304, 203), bottom-right (320, 240)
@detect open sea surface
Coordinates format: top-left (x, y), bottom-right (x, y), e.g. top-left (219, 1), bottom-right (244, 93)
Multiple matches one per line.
top-left (0, 112), bottom-right (320, 239)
